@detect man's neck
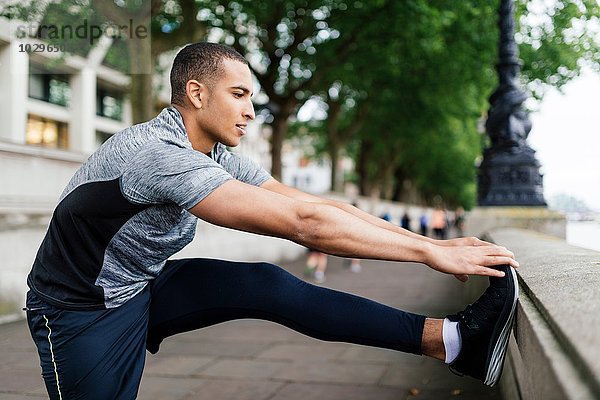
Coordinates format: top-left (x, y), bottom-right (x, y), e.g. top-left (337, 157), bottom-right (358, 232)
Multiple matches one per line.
top-left (172, 104), bottom-right (216, 154)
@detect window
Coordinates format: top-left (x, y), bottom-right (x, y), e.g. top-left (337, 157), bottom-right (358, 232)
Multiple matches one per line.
top-left (96, 131), bottom-right (112, 147)
top-left (28, 67), bottom-right (71, 107)
top-left (26, 115), bottom-right (69, 149)
top-left (96, 87), bottom-right (124, 121)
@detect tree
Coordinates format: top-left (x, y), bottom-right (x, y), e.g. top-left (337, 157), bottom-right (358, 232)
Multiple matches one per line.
top-left (333, 0), bottom-right (497, 205)
top-left (516, 0), bottom-right (600, 97)
top-left (312, 0), bottom-right (598, 208)
top-left (94, 0), bottom-right (210, 122)
top-left (3, 0), bottom-right (598, 207)
top-left (196, 0), bottom-right (388, 180)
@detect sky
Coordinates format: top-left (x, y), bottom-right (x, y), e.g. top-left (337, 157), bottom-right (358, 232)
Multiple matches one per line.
top-left (527, 68), bottom-right (600, 211)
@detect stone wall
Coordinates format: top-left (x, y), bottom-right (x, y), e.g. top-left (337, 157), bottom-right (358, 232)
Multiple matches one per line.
top-left (486, 228), bottom-right (600, 400)
top-left (0, 141), bottom-right (85, 215)
top-left (0, 221), bottom-right (308, 316)
top-left (464, 206), bottom-right (566, 239)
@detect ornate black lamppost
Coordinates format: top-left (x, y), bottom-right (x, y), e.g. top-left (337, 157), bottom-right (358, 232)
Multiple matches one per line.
top-left (477, 0), bottom-right (546, 206)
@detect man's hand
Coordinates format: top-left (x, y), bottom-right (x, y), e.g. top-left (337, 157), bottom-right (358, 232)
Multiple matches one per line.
top-left (434, 237), bottom-right (506, 281)
top-left (436, 236), bottom-right (492, 247)
top-left (426, 243), bottom-right (518, 282)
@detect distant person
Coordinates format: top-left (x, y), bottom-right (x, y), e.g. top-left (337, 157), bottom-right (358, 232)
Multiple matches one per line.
top-left (24, 42), bottom-right (519, 398)
top-left (454, 207), bottom-right (466, 238)
top-left (401, 211), bottom-right (411, 231)
top-left (349, 258), bottom-right (362, 272)
top-left (347, 202), bottom-right (363, 273)
top-left (420, 212), bottom-right (429, 237)
top-left (305, 248), bottom-right (328, 283)
top-left (380, 211), bottom-right (392, 222)
top-left (431, 206), bottom-right (448, 240)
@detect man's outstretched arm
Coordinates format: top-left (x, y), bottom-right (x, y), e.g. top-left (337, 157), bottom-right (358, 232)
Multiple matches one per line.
top-left (260, 178), bottom-right (492, 252)
top-left (189, 180), bottom-right (518, 278)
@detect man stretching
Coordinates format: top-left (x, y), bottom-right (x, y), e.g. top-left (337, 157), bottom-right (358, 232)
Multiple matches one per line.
top-left (26, 42), bottom-right (519, 399)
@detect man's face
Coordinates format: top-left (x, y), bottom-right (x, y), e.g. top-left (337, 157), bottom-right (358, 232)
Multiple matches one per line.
top-left (197, 59), bottom-right (255, 149)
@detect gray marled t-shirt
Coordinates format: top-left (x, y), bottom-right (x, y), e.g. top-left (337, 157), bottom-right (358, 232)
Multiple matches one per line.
top-left (27, 107), bottom-right (271, 309)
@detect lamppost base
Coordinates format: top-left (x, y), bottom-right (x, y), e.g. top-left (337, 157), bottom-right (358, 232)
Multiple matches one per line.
top-left (478, 146), bottom-right (546, 206)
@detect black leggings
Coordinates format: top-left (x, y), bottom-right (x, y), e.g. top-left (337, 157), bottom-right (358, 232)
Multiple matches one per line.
top-left (28, 258), bottom-right (427, 399)
top-left (147, 258), bottom-right (426, 355)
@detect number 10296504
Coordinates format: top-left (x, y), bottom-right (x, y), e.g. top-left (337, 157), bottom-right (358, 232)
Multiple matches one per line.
top-left (18, 43), bottom-right (65, 53)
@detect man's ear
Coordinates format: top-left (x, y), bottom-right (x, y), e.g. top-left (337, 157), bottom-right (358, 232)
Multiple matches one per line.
top-left (186, 80), bottom-right (206, 110)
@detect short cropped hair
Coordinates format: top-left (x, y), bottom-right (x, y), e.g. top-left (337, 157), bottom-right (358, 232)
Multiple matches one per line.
top-left (170, 42), bottom-right (248, 106)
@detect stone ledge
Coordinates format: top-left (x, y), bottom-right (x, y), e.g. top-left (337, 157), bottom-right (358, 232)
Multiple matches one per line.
top-left (0, 140), bottom-right (88, 163)
top-left (466, 207), bottom-right (566, 239)
top-left (501, 292), bottom-right (596, 399)
top-left (487, 228), bottom-right (600, 399)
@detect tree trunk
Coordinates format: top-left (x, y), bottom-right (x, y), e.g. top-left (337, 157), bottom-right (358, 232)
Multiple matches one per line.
top-left (128, 73), bottom-right (154, 123)
top-left (357, 139), bottom-right (373, 196)
top-left (128, 37), bottom-right (154, 123)
top-left (392, 166), bottom-right (407, 202)
top-left (270, 113), bottom-right (287, 180)
top-left (92, 1), bottom-right (154, 124)
top-left (329, 140), bottom-right (341, 192)
top-left (325, 98), bottom-right (343, 192)
top-left (270, 99), bottom-right (297, 180)
top-left (380, 162), bottom-right (396, 200)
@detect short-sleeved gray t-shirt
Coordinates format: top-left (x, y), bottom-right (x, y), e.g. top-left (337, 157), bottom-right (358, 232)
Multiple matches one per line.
top-left (27, 107), bottom-right (272, 310)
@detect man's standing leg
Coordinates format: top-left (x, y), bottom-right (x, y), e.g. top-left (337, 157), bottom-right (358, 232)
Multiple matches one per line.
top-left (26, 288), bottom-right (151, 399)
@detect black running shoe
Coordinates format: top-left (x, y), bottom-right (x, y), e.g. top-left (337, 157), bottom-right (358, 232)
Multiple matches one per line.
top-left (446, 264), bottom-right (518, 386)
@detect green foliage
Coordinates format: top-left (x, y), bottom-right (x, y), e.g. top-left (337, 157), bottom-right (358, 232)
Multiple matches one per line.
top-left (317, 0), bottom-right (499, 207)
top-left (289, 0), bottom-right (598, 207)
top-left (516, 0), bottom-right (600, 98)
top-left (0, 0), bottom-right (141, 73)
top-left (3, 0), bottom-right (597, 206)
top-left (1, 0), bottom-right (208, 122)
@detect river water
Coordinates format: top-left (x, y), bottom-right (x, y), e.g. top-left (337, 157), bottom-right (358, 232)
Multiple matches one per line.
top-left (566, 220), bottom-right (600, 252)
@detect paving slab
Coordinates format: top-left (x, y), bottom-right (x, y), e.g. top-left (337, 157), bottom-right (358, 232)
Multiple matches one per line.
top-left (337, 345), bottom-right (425, 365)
top-left (256, 343), bottom-right (347, 361)
top-left (271, 382), bottom-right (407, 400)
top-left (0, 394), bottom-right (45, 400)
top-left (274, 360), bottom-right (387, 385)
top-left (137, 376), bottom-right (206, 400)
top-left (181, 378), bottom-right (284, 400)
top-left (156, 338), bottom-right (272, 358)
top-left (144, 355), bottom-right (215, 376)
top-left (0, 368), bottom-right (46, 395)
top-left (380, 358), bottom-right (475, 389)
top-left (198, 359), bottom-right (290, 380)
top-left (165, 319), bottom-right (306, 343)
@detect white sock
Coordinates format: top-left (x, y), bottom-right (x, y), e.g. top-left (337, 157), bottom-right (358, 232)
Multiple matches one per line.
top-left (442, 318), bottom-right (462, 364)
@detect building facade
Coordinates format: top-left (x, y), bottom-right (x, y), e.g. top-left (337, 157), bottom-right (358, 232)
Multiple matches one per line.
top-left (0, 18), bottom-right (135, 311)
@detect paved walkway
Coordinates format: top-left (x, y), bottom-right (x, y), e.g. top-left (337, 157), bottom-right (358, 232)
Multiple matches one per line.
top-left (0, 256), bottom-right (500, 400)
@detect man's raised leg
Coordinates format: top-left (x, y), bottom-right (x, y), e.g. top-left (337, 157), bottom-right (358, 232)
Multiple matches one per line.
top-left (147, 259), bottom-right (517, 387)
top-left (147, 258), bottom-right (427, 355)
